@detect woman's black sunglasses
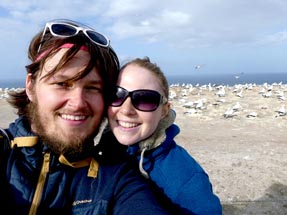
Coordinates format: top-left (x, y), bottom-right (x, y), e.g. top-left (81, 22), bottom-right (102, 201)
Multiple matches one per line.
top-left (110, 86), bottom-right (168, 112)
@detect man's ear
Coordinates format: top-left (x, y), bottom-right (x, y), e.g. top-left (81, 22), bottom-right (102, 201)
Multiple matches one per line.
top-left (26, 73), bottom-right (35, 102)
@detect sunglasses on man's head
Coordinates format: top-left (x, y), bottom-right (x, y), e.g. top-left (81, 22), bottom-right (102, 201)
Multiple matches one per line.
top-left (38, 19), bottom-right (110, 53)
top-left (37, 19), bottom-right (119, 69)
top-left (110, 86), bottom-right (168, 112)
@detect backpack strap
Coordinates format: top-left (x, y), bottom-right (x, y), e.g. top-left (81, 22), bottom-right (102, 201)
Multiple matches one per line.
top-left (0, 128), bottom-right (11, 208)
top-left (11, 136), bottom-right (38, 147)
top-left (0, 127), bottom-right (11, 154)
top-left (0, 128), bottom-right (11, 188)
top-left (0, 128), bottom-right (38, 150)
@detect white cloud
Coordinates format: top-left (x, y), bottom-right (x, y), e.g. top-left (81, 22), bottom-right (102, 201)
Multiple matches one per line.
top-left (1, 0), bottom-right (287, 79)
top-left (260, 31), bottom-right (287, 44)
top-left (105, 0), bottom-right (156, 17)
top-left (104, 0), bottom-right (287, 48)
top-left (1, 0), bottom-right (287, 48)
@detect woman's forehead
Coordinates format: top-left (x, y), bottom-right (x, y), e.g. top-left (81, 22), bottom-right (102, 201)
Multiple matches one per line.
top-left (118, 65), bottom-right (162, 91)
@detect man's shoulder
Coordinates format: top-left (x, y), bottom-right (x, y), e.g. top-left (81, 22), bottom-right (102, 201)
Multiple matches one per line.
top-left (0, 128), bottom-right (11, 153)
top-left (0, 128), bottom-right (11, 170)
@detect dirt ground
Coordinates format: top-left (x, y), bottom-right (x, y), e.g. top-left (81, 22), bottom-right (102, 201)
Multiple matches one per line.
top-left (175, 118), bottom-right (286, 214)
top-left (171, 83), bottom-right (287, 215)
top-left (1, 83), bottom-right (287, 214)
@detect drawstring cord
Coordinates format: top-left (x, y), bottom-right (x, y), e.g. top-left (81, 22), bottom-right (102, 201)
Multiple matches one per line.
top-left (137, 109), bottom-right (176, 178)
top-left (139, 147), bottom-right (149, 179)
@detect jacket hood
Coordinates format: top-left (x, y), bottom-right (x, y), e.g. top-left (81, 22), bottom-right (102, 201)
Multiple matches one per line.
top-left (137, 109), bottom-right (177, 178)
top-left (8, 116), bottom-right (34, 137)
top-left (139, 109), bottom-right (176, 151)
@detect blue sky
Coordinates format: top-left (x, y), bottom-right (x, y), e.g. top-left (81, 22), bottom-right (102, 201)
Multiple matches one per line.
top-left (1, 0), bottom-right (287, 81)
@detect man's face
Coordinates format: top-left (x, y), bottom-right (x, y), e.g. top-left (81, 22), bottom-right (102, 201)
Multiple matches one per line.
top-left (26, 48), bottom-right (104, 155)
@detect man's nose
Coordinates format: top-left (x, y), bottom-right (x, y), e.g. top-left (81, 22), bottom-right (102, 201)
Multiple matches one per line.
top-left (68, 88), bottom-right (87, 109)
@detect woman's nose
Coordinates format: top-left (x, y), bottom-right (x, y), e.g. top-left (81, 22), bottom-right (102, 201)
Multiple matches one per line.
top-left (120, 97), bottom-right (136, 114)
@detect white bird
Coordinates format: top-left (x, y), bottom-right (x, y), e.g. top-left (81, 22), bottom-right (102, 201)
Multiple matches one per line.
top-left (262, 92), bottom-right (272, 98)
top-left (266, 85), bottom-right (273, 91)
top-left (232, 102), bottom-right (241, 111)
top-left (195, 64), bottom-right (205, 70)
top-left (182, 101), bottom-right (194, 108)
top-left (276, 91), bottom-right (286, 101)
top-left (194, 99), bottom-right (205, 110)
top-left (223, 108), bottom-right (236, 118)
top-left (234, 72), bottom-right (244, 79)
top-left (247, 112), bottom-right (258, 118)
top-left (169, 91), bottom-right (177, 99)
top-left (275, 105), bottom-right (286, 116)
top-left (208, 84), bottom-right (213, 92)
top-left (216, 87), bottom-right (226, 97)
top-left (184, 109), bottom-right (197, 115)
top-left (217, 98), bottom-right (226, 103)
top-left (258, 88), bottom-right (266, 94)
top-left (236, 90), bottom-right (243, 98)
top-left (278, 95), bottom-right (286, 101)
top-left (181, 89), bottom-right (188, 97)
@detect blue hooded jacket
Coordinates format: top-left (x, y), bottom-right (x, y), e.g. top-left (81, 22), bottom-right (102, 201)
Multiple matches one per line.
top-left (0, 116), bottom-right (170, 215)
top-left (126, 111), bottom-right (222, 215)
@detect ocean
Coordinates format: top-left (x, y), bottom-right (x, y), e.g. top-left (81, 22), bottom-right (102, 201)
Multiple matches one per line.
top-left (1, 73), bottom-right (287, 88)
top-left (167, 72), bottom-right (287, 86)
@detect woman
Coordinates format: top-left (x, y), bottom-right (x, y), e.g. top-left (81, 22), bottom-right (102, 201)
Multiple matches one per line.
top-left (107, 57), bottom-right (222, 214)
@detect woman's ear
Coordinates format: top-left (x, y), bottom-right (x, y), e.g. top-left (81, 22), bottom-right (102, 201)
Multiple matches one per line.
top-left (161, 102), bottom-right (171, 119)
top-left (26, 73), bottom-right (35, 102)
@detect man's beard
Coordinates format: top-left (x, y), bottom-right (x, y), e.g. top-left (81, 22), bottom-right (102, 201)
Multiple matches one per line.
top-left (27, 101), bottom-right (97, 159)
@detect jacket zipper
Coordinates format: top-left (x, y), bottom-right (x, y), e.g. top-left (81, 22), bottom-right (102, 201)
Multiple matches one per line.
top-left (28, 152), bottom-right (50, 215)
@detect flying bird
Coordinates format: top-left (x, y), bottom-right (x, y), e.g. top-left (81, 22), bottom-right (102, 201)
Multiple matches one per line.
top-left (194, 64), bottom-right (205, 70)
top-left (234, 72), bottom-right (244, 79)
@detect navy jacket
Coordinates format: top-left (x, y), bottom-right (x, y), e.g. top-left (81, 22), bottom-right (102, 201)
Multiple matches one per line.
top-left (0, 117), bottom-right (169, 215)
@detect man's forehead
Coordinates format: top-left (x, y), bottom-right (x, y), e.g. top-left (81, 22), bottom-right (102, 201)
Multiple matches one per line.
top-left (41, 49), bottom-right (92, 77)
top-left (42, 49), bottom-right (69, 72)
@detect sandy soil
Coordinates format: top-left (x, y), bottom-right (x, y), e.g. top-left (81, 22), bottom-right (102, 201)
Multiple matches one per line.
top-left (1, 83), bottom-right (287, 214)
top-left (171, 83), bottom-right (287, 215)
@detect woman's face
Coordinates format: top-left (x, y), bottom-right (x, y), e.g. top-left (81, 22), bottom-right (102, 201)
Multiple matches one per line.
top-left (108, 64), bottom-right (169, 146)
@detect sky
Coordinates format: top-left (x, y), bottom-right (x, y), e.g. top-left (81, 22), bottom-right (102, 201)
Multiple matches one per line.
top-left (1, 0), bottom-right (287, 81)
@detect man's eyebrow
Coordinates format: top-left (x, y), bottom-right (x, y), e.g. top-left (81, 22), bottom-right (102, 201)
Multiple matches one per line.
top-left (87, 79), bottom-right (103, 84)
top-left (49, 74), bottom-right (102, 83)
top-left (52, 74), bottom-right (69, 79)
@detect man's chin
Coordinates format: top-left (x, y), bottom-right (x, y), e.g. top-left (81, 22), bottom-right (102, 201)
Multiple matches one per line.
top-left (45, 136), bottom-right (86, 154)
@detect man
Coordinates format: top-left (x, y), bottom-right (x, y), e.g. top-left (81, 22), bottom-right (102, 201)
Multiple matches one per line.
top-left (0, 19), bottom-right (169, 215)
